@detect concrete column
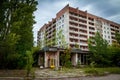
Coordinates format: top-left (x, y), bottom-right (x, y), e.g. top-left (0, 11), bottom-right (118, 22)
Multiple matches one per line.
top-left (71, 53), bottom-right (78, 66)
top-left (57, 51), bottom-right (59, 67)
top-left (83, 54), bottom-right (84, 64)
top-left (38, 55), bottom-right (40, 66)
top-left (44, 52), bottom-right (47, 67)
top-left (75, 53), bottom-right (78, 65)
top-left (55, 51), bottom-right (59, 69)
top-left (78, 54), bottom-right (81, 64)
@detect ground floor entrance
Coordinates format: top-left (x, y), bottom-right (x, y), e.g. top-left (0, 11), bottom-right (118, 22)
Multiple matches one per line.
top-left (38, 47), bottom-right (88, 68)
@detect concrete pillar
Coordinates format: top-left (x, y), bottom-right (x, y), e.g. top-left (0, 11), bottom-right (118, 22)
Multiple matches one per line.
top-left (78, 54), bottom-right (81, 64)
top-left (83, 54), bottom-right (84, 64)
top-left (38, 55), bottom-right (40, 66)
top-left (71, 53), bottom-right (78, 66)
top-left (55, 51), bottom-right (59, 69)
top-left (75, 53), bottom-right (78, 65)
top-left (44, 52), bottom-right (47, 67)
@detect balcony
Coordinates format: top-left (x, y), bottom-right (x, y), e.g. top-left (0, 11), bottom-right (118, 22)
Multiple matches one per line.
top-left (69, 14), bottom-right (79, 19)
top-left (69, 29), bottom-right (78, 34)
top-left (79, 26), bottom-right (87, 30)
top-left (88, 20), bottom-right (94, 23)
top-left (89, 29), bottom-right (95, 33)
top-left (89, 22), bottom-right (94, 26)
top-left (81, 48), bottom-right (89, 51)
top-left (79, 37), bottom-right (87, 40)
top-left (78, 22), bottom-right (86, 25)
top-left (78, 14), bottom-right (87, 20)
top-left (69, 35), bottom-right (79, 39)
top-left (80, 45), bottom-right (88, 51)
top-left (79, 29), bottom-right (87, 35)
top-left (69, 19), bottom-right (78, 24)
top-left (69, 21), bottom-right (78, 26)
top-left (79, 32), bottom-right (88, 35)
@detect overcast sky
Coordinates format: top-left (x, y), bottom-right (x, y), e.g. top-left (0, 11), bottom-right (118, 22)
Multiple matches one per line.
top-left (33, 0), bottom-right (120, 43)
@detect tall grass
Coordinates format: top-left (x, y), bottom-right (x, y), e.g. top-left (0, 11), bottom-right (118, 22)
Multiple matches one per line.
top-left (83, 67), bottom-right (120, 76)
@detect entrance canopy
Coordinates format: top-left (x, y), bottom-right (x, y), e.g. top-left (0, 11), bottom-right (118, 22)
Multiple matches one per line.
top-left (40, 47), bottom-right (89, 54)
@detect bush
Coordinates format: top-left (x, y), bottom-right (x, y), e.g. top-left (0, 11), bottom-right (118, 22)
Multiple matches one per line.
top-left (65, 61), bottom-right (72, 68)
top-left (85, 69), bottom-right (98, 75)
top-left (25, 50), bottom-right (33, 77)
top-left (84, 67), bottom-right (120, 76)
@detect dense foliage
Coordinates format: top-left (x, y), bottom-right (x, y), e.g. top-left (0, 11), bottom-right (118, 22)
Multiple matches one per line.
top-left (88, 32), bottom-right (120, 67)
top-left (108, 32), bottom-right (120, 66)
top-left (88, 32), bottom-right (110, 66)
top-left (60, 47), bottom-right (72, 67)
top-left (0, 0), bottom-right (37, 69)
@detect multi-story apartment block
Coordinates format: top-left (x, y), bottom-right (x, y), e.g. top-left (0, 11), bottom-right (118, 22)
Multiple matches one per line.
top-left (38, 4), bottom-right (120, 51)
top-left (37, 5), bottom-right (120, 68)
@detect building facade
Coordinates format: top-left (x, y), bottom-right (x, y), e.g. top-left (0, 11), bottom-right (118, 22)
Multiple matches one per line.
top-left (37, 5), bottom-right (120, 68)
top-left (38, 4), bottom-right (120, 51)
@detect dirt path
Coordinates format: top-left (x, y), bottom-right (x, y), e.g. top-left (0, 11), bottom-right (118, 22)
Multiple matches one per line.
top-left (0, 74), bottom-right (120, 80)
top-left (35, 74), bottom-right (120, 80)
top-left (82, 74), bottom-right (120, 80)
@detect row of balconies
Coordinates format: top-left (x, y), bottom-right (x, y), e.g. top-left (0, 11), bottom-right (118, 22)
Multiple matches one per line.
top-left (110, 24), bottom-right (119, 29)
top-left (46, 24), bottom-right (56, 32)
top-left (46, 32), bottom-right (55, 39)
top-left (69, 26), bottom-right (95, 33)
top-left (69, 21), bottom-right (95, 27)
top-left (69, 37), bottom-right (87, 42)
top-left (69, 43), bottom-right (88, 51)
top-left (69, 16), bottom-right (87, 23)
top-left (69, 12), bottom-right (94, 22)
top-left (46, 29), bottom-right (56, 35)
top-left (69, 30), bottom-right (95, 36)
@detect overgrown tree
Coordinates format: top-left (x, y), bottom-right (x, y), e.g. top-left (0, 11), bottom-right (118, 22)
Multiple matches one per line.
top-left (56, 29), bottom-right (71, 67)
top-left (108, 43), bottom-right (120, 66)
top-left (115, 32), bottom-right (120, 44)
top-left (25, 50), bottom-right (33, 77)
top-left (0, 0), bottom-right (37, 69)
top-left (32, 46), bottom-right (40, 67)
top-left (56, 29), bottom-right (67, 48)
top-left (88, 32), bottom-right (110, 67)
top-left (60, 47), bottom-right (72, 67)
top-left (108, 32), bottom-right (120, 66)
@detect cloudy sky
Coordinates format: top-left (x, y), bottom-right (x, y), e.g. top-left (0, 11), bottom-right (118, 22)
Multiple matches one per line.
top-left (33, 0), bottom-right (120, 43)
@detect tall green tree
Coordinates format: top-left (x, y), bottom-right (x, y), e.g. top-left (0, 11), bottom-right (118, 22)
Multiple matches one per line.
top-left (108, 43), bottom-right (120, 66)
top-left (108, 32), bottom-right (120, 66)
top-left (0, 0), bottom-right (37, 69)
top-left (88, 32), bottom-right (110, 66)
top-left (115, 32), bottom-right (120, 44)
top-left (56, 29), bottom-right (67, 48)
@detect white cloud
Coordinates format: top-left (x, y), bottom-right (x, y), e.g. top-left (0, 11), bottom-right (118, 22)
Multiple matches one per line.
top-left (109, 0), bottom-right (120, 7)
top-left (107, 14), bottom-right (120, 23)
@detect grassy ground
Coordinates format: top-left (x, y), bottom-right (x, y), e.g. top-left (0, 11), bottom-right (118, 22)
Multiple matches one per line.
top-left (83, 67), bottom-right (120, 76)
top-left (0, 70), bottom-right (26, 77)
top-left (35, 67), bottom-right (120, 78)
top-left (0, 67), bottom-right (120, 77)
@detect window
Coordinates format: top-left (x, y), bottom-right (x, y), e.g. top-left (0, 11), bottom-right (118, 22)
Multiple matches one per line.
top-left (59, 21), bottom-right (61, 24)
top-left (62, 24), bottom-right (64, 28)
top-left (62, 14), bottom-right (64, 17)
top-left (60, 17), bottom-right (61, 19)
top-left (62, 19), bottom-right (64, 23)
top-left (104, 35), bottom-right (106, 38)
